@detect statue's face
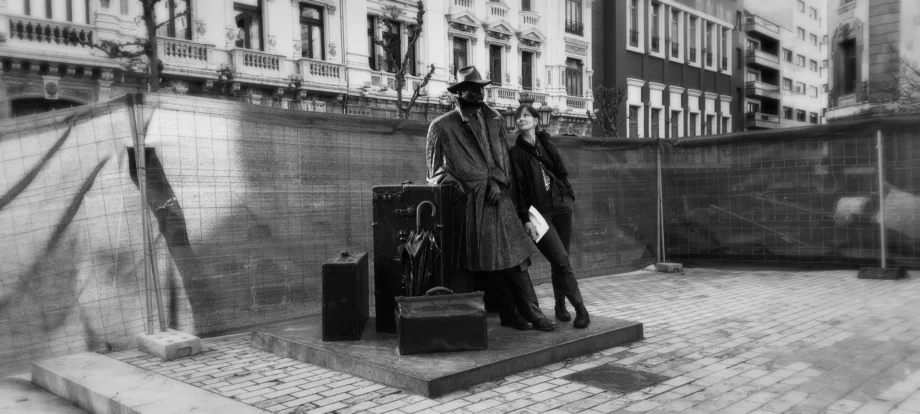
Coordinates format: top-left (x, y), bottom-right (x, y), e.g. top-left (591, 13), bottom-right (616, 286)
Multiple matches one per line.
top-left (457, 84), bottom-right (484, 104)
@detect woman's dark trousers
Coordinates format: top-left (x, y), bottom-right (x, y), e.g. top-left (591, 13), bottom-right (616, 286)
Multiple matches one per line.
top-left (537, 191), bottom-right (584, 307)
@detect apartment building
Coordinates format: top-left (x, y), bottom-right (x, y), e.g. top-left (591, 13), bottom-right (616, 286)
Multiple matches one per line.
top-left (592, 0), bottom-right (742, 138)
top-left (0, 0), bottom-right (593, 134)
top-left (826, 0), bottom-right (920, 121)
top-left (741, 0), bottom-right (828, 129)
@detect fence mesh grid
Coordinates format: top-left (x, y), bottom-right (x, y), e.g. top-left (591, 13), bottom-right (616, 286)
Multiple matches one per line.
top-left (0, 94), bottom-right (917, 375)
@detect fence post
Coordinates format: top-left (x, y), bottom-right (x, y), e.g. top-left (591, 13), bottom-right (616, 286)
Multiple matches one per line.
top-left (876, 130), bottom-right (886, 269)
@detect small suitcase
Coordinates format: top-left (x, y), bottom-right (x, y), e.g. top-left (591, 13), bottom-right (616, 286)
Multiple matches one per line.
top-left (322, 251), bottom-right (369, 341)
top-left (372, 183), bottom-right (463, 333)
top-left (395, 287), bottom-right (488, 356)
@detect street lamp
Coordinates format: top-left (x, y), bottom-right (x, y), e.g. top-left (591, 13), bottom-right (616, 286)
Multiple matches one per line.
top-left (519, 91), bottom-right (553, 127)
top-left (502, 105), bottom-right (516, 131)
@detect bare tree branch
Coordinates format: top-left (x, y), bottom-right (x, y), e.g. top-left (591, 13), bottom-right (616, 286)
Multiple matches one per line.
top-left (586, 85), bottom-right (629, 137)
top-left (372, 1), bottom-right (430, 119)
top-left (155, 9), bottom-right (190, 30)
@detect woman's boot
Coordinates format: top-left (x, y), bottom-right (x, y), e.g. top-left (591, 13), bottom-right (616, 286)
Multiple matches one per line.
top-left (555, 299), bottom-right (571, 321)
top-left (574, 304), bottom-right (590, 329)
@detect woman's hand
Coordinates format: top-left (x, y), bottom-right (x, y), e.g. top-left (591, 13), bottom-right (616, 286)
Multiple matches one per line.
top-left (524, 222), bottom-right (538, 239)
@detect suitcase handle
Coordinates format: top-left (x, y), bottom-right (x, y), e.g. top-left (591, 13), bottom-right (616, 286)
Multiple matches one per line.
top-left (415, 201), bottom-right (437, 231)
top-left (425, 286), bottom-right (453, 296)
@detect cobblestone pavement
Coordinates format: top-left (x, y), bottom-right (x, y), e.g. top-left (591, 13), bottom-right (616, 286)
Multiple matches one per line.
top-left (111, 268), bottom-right (920, 414)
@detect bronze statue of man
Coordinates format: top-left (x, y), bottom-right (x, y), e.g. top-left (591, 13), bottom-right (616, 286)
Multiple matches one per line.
top-left (426, 66), bottom-right (556, 331)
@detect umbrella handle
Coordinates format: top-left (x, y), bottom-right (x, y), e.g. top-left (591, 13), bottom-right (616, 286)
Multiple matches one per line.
top-left (416, 201), bottom-right (437, 231)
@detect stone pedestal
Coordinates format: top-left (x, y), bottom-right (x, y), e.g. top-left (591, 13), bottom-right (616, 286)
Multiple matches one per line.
top-left (136, 329), bottom-right (201, 361)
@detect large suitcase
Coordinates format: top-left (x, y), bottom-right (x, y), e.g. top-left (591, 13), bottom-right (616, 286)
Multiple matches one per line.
top-left (372, 183), bottom-right (463, 333)
top-left (321, 251), bottom-right (369, 341)
top-left (395, 287), bottom-right (488, 355)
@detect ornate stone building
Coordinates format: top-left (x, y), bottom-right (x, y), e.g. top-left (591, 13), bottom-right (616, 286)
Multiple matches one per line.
top-left (0, 0), bottom-right (593, 134)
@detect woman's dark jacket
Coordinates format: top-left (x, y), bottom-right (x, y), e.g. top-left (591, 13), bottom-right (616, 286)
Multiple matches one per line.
top-left (509, 130), bottom-right (575, 223)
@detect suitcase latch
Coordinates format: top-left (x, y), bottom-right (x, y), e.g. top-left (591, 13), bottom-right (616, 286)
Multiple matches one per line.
top-left (395, 207), bottom-right (416, 217)
top-left (397, 230), bottom-right (410, 242)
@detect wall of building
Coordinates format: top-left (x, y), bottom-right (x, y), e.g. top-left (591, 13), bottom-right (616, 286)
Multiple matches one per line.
top-left (592, 0), bottom-right (742, 138)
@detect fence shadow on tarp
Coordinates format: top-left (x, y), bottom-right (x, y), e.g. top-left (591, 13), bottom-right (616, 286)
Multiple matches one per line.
top-left (1, 92), bottom-right (915, 375)
top-left (0, 94), bottom-right (654, 375)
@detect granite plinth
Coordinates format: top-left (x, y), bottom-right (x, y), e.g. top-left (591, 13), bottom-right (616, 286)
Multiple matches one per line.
top-left (31, 353), bottom-right (267, 414)
top-left (251, 314), bottom-right (643, 397)
top-left (858, 267), bottom-right (907, 280)
top-left (136, 329), bottom-right (201, 361)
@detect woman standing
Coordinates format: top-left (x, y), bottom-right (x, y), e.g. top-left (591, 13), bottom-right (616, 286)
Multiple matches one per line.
top-left (509, 105), bottom-right (590, 329)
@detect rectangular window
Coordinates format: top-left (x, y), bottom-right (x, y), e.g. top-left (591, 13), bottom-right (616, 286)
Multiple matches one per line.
top-left (797, 27), bottom-right (805, 40)
top-left (822, 83), bottom-right (828, 92)
top-left (809, 112), bottom-right (818, 124)
top-left (783, 78), bottom-right (792, 91)
top-left (783, 106), bottom-right (793, 120)
top-left (705, 22), bottom-right (713, 66)
top-left (453, 38), bottom-right (468, 78)
top-left (706, 114), bottom-right (714, 135)
top-left (689, 113), bottom-right (697, 136)
top-left (721, 117), bottom-right (728, 134)
top-left (670, 10), bottom-right (680, 58)
top-left (650, 108), bottom-right (660, 138)
top-left (629, 0), bottom-right (639, 47)
top-left (822, 59), bottom-right (828, 68)
top-left (234, 2), bottom-right (263, 51)
top-left (521, 51), bottom-right (533, 90)
top-left (565, 58), bottom-right (583, 96)
top-left (522, 0), bottom-right (531, 11)
top-left (809, 60), bottom-right (817, 71)
top-left (809, 7), bottom-right (817, 19)
top-left (842, 39), bottom-right (857, 94)
top-left (795, 81), bottom-right (805, 94)
top-left (565, 0), bottom-right (583, 36)
top-left (367, 16), bottom-right (377, 70)
top-left (651, 3), bottom-right (660, 53)
top-left (796, 55), bottom-right (805, 67)
top-left (746, 101), bottom-right (760, 113)
top-left (689, 17), bottom-right (697, 62)
top-left (809, 85), bottom-right (818, 97)
top-left (796, 109), bottom-right (806, 122)
top-left (746, 70), bottom-right (760, 82)
top-left (629, 106), bottom-right (639, 138)
top-left (157, 0), bottom-right (192, 38)
top-left (671, 110), bottom-right (680, 138)
top-left (489, 44), bottom-right (502, 85)
top-left (783, 49), bottom-right (793, 62)
top-left (383, 20), bottom-right (402, 73)
top-left (721, 28), bottom-right (729, 70)
top-left (810, 34), bottom-right (817, 46)
top-left (797, 0), bottom-right (804, 12)
top-left (300, 4), bottom-right (325, 60)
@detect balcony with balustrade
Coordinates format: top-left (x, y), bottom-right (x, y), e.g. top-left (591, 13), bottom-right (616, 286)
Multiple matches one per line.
top-left (157, 37), bottom-right (216, 75)
top-left (565, 96), bottom-right (591, 112)
top-left (230, 48), bottom-right (285, 82)
top-left (487, 0), bottom-right (509, 22)
top-left (485, 85), bottom-right (518, 106)
top-left (745, 81), bottom-right (780, 100)
top-left (298, 58), bottom-right (347, 91)
top-left (3, 15), bottom-right (105, 63)
top-left (745, 47), bottom-right (780, 71)
top-left (745, 111), bottom-right (781, 129)
top-left (744, 14), bottom-right (780, 41)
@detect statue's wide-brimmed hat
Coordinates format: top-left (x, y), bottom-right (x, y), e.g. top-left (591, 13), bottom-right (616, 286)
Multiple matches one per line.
top-left (447, 66), bottom-right (492, 93)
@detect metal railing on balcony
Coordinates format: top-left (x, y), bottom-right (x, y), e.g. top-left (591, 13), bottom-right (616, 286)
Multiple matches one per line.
top-left (722, 57), bottom-right (728, 70)
top-left (8, 16), bottom-right (94, 47)
top-left (704, 50), bottom-right (713, 66)
top-left (629, 30), bottom-right (639, 47)
top-left (745, 112), bottom-right (781, 127)
top-left (745, 81), bottom-right (781, 99)
top-left (689, 47), bottom-right (697, 62)
top-left (651, 36), bottom-right (660, 53)
top-left (744, 15), bottom-right (780, 37)
top-left (565, 20), bottom-right (584, 36)
top-left (157, 37), bottom-right (213, 68)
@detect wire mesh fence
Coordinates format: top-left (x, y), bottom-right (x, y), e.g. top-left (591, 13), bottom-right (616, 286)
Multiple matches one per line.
top-left (1, 93), bottom-right (917, 375)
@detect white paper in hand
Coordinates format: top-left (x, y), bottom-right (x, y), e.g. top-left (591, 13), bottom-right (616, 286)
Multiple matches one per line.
top-left (527, 206), bottom-right (550, 243)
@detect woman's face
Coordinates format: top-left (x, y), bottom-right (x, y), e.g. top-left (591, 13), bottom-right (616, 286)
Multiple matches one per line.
top-left (516, 110), bottom-right (538, 132)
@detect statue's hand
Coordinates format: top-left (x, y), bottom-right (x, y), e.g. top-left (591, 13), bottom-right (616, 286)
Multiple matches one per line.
top-left (524, 222), bottom-right (538, 239)
top-left (486, 180), bottom-right (502, 205)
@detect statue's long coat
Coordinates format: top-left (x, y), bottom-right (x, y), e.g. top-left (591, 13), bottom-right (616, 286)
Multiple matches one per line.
top-left (426, 102), bottom-right (536, 272)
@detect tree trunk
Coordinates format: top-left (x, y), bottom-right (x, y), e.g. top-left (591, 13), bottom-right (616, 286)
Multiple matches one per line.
top-left (144, 6), bottom-right (160, 93)
top-left (396, 74), bottom-right (405, 119)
